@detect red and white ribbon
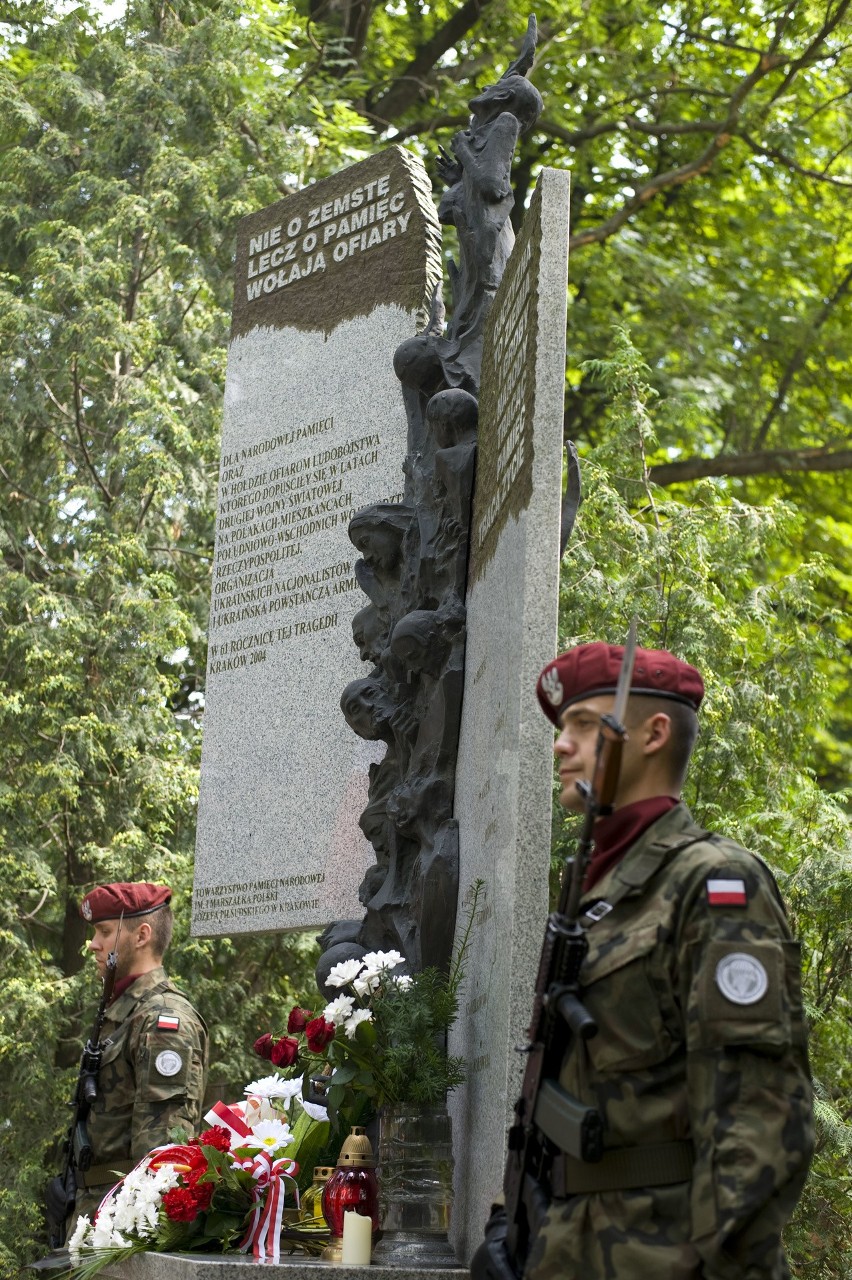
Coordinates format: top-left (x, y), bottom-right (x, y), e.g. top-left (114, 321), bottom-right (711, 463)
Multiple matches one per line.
top-left (203, 1099), bottom-right (252, 1144)
top-left (237, 1150), bottom-right (300, 1263)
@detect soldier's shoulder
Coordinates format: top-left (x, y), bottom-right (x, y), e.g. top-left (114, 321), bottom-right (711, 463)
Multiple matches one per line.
top-left (663, 827), bottom-right (789, 924)
top-left (668, 827), bottom-right (774, 881)
top-left (135, 978), bottom-right (207, 1033)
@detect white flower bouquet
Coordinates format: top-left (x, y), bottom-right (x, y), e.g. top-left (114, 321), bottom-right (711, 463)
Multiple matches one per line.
top-left (253, 939), bottom-right (476, 1116)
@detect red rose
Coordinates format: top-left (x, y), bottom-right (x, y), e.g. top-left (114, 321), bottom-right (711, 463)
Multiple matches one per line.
top-left (270, 1035), bottom-right (300, 1067)
top-left (253, 1033), bottom-right (274, 1060)
top-left (287, 1006), bottom-right (313, 1034)
top-left (305, 1017), bottom-right (336, 1052)
top-left (163, 1186), bottom-right (200, 1222)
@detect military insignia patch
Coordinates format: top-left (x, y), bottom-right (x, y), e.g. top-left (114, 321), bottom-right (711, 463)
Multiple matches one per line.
top-left (155, 1049), bottom-right (183, 1077)
top-left (157, 1013), bottom-right (180, 1032)
top-left (715, 952), bottom-right (768, 1005)
top-left (541, 667), bottom-right (564, 708)
top-left (81, 898), bottom-right (93, 921)
top-left (706, 877), bottom-right (747, 906)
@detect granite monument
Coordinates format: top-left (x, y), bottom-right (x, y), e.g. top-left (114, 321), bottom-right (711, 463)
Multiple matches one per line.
top-left (193, 147), bottom-right (441, 937)
top-left (448, 169), bottom-right (571, 1260)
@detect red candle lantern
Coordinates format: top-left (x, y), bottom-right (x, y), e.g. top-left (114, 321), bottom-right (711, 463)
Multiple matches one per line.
top-left (321, 1127), bottom-right (379, 1262)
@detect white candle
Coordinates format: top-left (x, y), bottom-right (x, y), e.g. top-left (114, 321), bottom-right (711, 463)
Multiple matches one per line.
top-left (341, 1210), bottom-right (372, 1265)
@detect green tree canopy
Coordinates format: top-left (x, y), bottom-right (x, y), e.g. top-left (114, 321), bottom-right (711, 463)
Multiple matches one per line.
top-left (0, 0), bottom-right (850, 1273)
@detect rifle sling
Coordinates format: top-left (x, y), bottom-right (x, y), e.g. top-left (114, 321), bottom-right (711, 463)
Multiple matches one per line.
top-left (78, 1160), bottom-right (136, 1189)
top-left (551, 1140), bottom-right (694, 1197)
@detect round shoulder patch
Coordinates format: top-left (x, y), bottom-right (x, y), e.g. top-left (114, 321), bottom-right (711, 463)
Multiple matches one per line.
top-left (715, 952), bottom-right (768, 1005)
top-left (155, 1049), bottom-right (183, 1077)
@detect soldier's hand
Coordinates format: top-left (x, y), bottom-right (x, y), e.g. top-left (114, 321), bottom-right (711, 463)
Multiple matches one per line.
top-left (470, 1208), bottom-right (517, 1280)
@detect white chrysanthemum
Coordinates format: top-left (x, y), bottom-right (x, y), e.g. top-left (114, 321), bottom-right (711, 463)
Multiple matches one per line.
top-left (152, 1165), bottom-right (180, 1195)
top-left (112, 1201), bottom-right (135, 1233)
top-left (343, 1008), bottom-right (374, 1040)
top-left (109, 1183), bottom-right (139, 1232)
top-left (393, 974), bottom-right (413, 991)
top-left (68, 1214), bottom-right (92, 1265)
top-left (325, 957), bottom-right (365, 988)
top-left (360, 949), bottom-right (404, 976)
top-left (323, 994), bottom-right (355, 1026)
top-left (134, 1197), bottom-right (160, 1238)
top-left (91, 1212), bottom-right (116, 1251)
top-left (136, 1180), bottom-right (163, 1208)
top-left (245, 1117), bottom-right (294, 1153)
top-left (277, 1075), bottom-right (307, 1106)
top-left (244, 1071), bottom-right (300, 1099)
top-left (352, 974), bottom-right (380, 998)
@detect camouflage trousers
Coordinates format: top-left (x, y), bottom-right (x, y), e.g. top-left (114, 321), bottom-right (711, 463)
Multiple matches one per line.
top-left (524, 1183), bottom-right (793, 1280)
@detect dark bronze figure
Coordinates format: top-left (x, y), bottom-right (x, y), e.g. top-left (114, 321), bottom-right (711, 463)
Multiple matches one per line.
top-left (320, 16), bottom-right (553, 984)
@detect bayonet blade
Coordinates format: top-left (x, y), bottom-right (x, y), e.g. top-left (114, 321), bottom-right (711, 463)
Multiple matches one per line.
top-left (611, 617), bottom-right (638, 728)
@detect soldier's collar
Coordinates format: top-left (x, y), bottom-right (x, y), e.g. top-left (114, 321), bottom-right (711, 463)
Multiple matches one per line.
top-left (580, 806), bottom-right (709, 925)
top-left (609, 802), bottom-right (705, 892)
top-left (110, 972), bottom-right (143, 1003)
top-left (106, 965), bottom-right (169, 1015)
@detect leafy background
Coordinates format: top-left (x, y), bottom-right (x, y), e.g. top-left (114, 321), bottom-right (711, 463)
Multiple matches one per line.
top-left (0, 0), bottom-right (850, 1274)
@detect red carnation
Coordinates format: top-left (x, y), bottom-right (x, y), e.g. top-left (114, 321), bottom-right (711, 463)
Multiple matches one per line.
top-left (163, 1186), bottom-right (201, 1223)
top-left (287, 1006), bottom-right (313, 1034)
top-left (196, 1126), bottom-right (231, 1153)
top-left (270, 1035), bottom-right (300, 1067)
top-left (253, 1033), bottom-right (274, 1060)
top-left (191, 1181), bottom-right (215, 1212)
top-left (305, 1016), bottom-right (336, 1052)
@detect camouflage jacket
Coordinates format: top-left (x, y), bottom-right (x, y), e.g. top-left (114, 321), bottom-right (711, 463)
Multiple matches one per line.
top-left (87, 966), bottom-right (208, 1167)
top-left (526, 803), bottom-right (813, 1280)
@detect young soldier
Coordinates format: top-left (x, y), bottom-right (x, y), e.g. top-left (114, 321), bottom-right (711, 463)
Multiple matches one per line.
top-left (72, 882), bottom-right (208, 1223)
top-left (478, 642), bottom-right (813, 1280)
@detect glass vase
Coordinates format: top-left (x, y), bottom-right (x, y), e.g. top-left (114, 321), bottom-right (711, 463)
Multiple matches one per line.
top-left (374, 1103), bottom-right (457, 1267)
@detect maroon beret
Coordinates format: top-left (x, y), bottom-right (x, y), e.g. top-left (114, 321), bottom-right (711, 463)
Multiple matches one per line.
top-left (80, 882), bottom-right (172, 924)
top-left (537, 642), bottom-right (704, 726)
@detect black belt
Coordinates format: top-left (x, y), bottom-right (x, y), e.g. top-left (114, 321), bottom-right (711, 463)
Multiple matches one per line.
top-left (552, 1140), bottom-right (694, 1197)
top-left (79, 1160), bottom-right (135, 1189)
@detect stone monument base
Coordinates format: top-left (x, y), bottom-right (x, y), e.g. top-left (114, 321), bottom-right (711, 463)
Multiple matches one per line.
top-left (100, 1253), bottom-right (469, 1280)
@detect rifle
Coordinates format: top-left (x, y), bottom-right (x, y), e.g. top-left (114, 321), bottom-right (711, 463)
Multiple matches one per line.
top-left (471, 621), bottom-right (638, 1280)
top-left (45, 915), bottom-right (123, 1249)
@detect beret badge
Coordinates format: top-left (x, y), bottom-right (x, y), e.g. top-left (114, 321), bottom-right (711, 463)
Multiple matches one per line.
top-left (540, 667), bottom-right (564, 708)
top-left (81, 898), bottom-right (93, 922)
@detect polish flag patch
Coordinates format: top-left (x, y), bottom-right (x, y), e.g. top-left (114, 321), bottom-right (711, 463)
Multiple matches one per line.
top-left (157, 1013), bottom-right (181, 1032)
top-left (706, 878), bottom-right (747, 906)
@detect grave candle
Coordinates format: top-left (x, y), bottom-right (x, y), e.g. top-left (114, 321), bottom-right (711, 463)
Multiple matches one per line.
top-left (341, 1211), bottom-right (372, 1265)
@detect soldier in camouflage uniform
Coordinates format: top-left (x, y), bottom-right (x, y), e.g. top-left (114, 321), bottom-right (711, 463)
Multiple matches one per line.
top-left (72, 882), bottom-right (208, 1223)
top-left (483, 643), bottom-right (813, 1280)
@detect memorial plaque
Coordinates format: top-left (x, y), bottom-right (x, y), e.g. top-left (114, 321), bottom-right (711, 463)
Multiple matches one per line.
top-left (448, 169), bottom-right (570, 1259)
top-left (193, 146), bottom-right (441, 938)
